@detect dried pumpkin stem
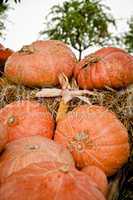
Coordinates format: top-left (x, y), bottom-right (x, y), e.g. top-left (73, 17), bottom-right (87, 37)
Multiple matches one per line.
top-left (59, 165), bottom-right (69, 173)
top-left (19, 45), bottom-right (35, 54)
top-left (7, 115), bottom-right (16, 126)
top-left (81, 54), bottom-right (101, 70)
top-left (35, 74), bottom-right (96, 122)
top-left (56, 100), bottom-right (69, 122)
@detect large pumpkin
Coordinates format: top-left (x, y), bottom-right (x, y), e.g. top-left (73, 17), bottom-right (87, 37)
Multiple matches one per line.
top-left (0, 100), bottom-right (54, 142)
top-left (81, 166), bottom-right (108, 196)
top-left (0, 122), bottom-right (7, 153)
top-left (74, 47), bottom-right (133, 89)
top-left (54, 105), bottom-right (130, 176)
top-left (0, 44), bottom-right (13, 76)
top-left (0, 136), bottom-right (74, 184)
top-left (5, 40), bottom-right (77, 87)
top-left (0, 161), bottom-right (105, 200)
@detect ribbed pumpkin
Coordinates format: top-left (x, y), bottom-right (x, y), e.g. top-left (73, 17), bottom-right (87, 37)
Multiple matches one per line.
top-left (74, 47), bottom-right (133, 89)
top-left (55, 105), bottom-right (130, 176)
top-left (0, 136), bottom-right (74, 184)
top-left (5, 40), bottom-right (77, 87)
top-left (81, 166), bottom-right (108, 196)
top-left (0, 122), bottom-right (7, 152)
top-left (0, 100), bottom-right (54, 142)
top-left (0, 161), bottom-right (105, 200)
top-left (0, 44), bottom-right (13, 76)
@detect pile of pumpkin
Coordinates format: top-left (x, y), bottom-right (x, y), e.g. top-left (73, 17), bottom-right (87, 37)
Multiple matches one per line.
top-left (0, 40), bottom-right (133, 200)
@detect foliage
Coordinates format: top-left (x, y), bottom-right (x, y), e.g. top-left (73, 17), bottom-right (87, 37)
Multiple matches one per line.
top-left (0, 2), bottom-right (8, 37)
top-left (123, 16), bottom-right (133, 53)
top-left (0, 0), bottom-right (20, 3)
top-left (0, 0), bottom-right (20, 38)
top-left (40, 0), bottom-right (116, 60)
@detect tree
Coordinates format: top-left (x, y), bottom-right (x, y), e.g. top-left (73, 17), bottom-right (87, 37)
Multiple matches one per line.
top-left (40, 0), bottom-right (116, 60)
top-left (123, 16), bottom-right (133, 53)
top-left (0, 0), bottom-right (20, 3)
top-left (0, 2), bottom-right (8, 37)
top-left (0, 0), bottom-right (20, 37)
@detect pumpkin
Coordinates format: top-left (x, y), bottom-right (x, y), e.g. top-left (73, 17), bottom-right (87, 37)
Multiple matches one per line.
top-left (54, 105), bottom-right (130, 176)
top-left (81, 166), bottom-right (108, 196)
top-left (0, 136), bottom-right (74, 184)
top-left (0, 161), bottom-right (105, 200)
top-left (0, 100), bottom-right (54, 142)
top-left (5, 40), bottom-right (77, 87)
top-left (74, 47), bottom-right (133, 89)
top-left (0, 122), bottom-right (7, 152)
top-left (0, 44), bottom-right (13, 76)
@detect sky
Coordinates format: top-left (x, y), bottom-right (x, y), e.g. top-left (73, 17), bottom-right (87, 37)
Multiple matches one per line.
top-left (0, 0), bottom-right (133, 53)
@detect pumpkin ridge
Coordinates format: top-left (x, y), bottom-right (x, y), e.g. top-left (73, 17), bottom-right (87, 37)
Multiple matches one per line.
top-left (95, 59), bottom-right (112, 87)
top-left (85, 149), bottom-right (106, 170)
top-left (99, 52), bottom-right (133, 87)
top-left (74, 173), bottom-right (105, 200)
top-left (99, 58), bottom-right (113, 87)
top-left (102, 51), bottom-right (133, 86)
top-left (94, 143), bottom-right (129, 149)
top-left (91, 122), bottom-right (127, 142)
top-left (54, 172), bottom-right (64, 200)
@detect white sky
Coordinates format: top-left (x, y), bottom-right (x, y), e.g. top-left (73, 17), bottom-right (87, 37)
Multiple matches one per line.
top-left (0, 0), bottom-right (133, 53)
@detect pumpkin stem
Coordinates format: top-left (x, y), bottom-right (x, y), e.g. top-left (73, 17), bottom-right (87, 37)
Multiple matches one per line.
top-left (82, 54), bottom-right (101, 69)
top-left (28, 144), bottom-right (40, 150)
top-left (36, 74), bottom-right (95, 122)
top-left (56, 74), bottom-right (71, 122)
top-left (56, 100), bottom-right (69, 122)
top-left (7, 115), bottom-right (17, 126)
top-left (59, 164), bottom-right (69, 173)
top-left (68, 132), bottom-right (93, 152)
top-left (19, 45), bottom-right (35, 54)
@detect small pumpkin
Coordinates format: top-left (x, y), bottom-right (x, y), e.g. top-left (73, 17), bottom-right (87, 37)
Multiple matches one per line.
top-left (74, 47), bottom-right (133, 89)
top-left (81, 166), bottom-right (108, 196)
top-left (0, 100), bottom-right (54, 142)
top-left (55, 105), bottom-right (130, 176)
top-left (0, 44), bottom-right (13, 76)
top-left (5, 40), bottom-right (77, 87)
top-left (0, 122), bottom-right (7, 153)
top-left (0, 136), bottom-right (74, 183)
top-left (0, 161), bottom-right (105, 200)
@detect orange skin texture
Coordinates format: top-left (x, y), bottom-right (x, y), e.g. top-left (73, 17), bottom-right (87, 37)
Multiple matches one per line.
top-left (0, 44), bottom-right (13, 76)
top-left (81, 166), bottom-right (108, 197)
top-left (0, 122), bottom-right (8, 152)
top-left (0, 100), bottom-right (54, 142)
top-left (0, 136), bottom-right (74, 184)
top-left (74, 47), bottom-right (133, 89)
top-left (0, 44), bottom-right (13, 65)
top-left (0, 161), bottom-right (105, 200)
top-left (54, 105), bottom-right (130, 176)
top-left (5, 40), bottom-right (77, 87)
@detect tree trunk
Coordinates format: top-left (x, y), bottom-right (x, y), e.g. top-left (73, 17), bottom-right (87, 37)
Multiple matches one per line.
top-left (79, 50), bottom-right (82, 61)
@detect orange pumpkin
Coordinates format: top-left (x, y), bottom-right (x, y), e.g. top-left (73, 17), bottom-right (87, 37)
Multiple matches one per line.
top-left (81, 166), bottom-right (108, 196)
top-left (0, 122), bottom-right (7, 152)
top-left (74, 47), bottom-right (133, 89)
top-left (0, 100), bottom-right (54, 142)
top-left (55, 105), bottom-right (130, 176)
top-left (0, 136), bottom-right (74, 184)
top-left (0, 44), bottom-right (13, 76)
top-left (0, 161), bottom-right (105, 200)
top-left (5, 40), bottom-right (77, 87)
